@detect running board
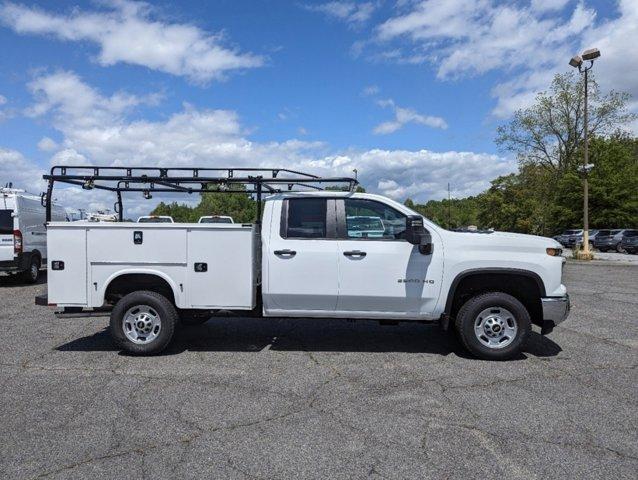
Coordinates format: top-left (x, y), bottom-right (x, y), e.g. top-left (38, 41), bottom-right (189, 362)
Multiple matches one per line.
top-left (54, 306), bottom-right (113, 318)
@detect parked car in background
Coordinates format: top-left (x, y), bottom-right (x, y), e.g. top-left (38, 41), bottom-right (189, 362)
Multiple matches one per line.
top-left (593, 229), bottom-right (625, 252)
top-left (198, 215), bottom-right (234, 224)
top-left (87, 211), bottom-right (118, 222)
top-left (620, 230), bottom-right (638, 254)
top-left (1, 188), bottom-right (67, 282)
top-left (556, 229), bottom-right (583, 248)
top-left (346, 215), bottom-right (386, 238)
top-left (137, 215), bottom-right (174, 223)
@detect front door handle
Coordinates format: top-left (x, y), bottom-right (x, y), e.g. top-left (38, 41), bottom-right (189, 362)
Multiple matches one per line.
top-left (343, 250), bottom-right (366, 258)
top-left (274, 249), bottom-right (296, 256)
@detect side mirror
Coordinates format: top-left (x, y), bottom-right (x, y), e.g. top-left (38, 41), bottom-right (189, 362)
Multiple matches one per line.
top-left (405, 215), bottom-right (433, 255)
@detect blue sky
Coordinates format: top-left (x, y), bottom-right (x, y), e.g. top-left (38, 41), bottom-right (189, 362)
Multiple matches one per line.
top-left (0, 0), bottom-right (636, 216)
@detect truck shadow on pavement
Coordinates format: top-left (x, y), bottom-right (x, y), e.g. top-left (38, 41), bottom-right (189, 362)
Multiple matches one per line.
top-left (57, 317), bottom-right (562, 360)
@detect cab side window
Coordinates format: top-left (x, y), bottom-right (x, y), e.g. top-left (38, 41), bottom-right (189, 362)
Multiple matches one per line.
top-left (344, 199), bottom-right (406, 240)
top-left (283, 198), bottom-right (327, 239)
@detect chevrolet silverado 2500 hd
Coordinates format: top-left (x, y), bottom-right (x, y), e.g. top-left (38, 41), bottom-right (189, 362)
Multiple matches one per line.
top-left (36, 166), bottom-right (570, 360)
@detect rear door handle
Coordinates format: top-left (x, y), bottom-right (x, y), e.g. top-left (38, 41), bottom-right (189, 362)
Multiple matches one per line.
top-left (343, 250), bottom-right (366, 257)
top-left (274, 249), bottom-right (296, 256)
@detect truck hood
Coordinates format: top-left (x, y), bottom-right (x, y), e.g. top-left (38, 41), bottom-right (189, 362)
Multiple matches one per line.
top-left (444, 230), bottom-right (560, 253)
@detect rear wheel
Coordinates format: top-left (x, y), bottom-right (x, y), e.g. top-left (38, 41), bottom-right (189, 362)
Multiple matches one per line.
top-left (110, 290), bottom-right (177, 355)
top-left (616, 243), bottom-right (626, 253)
top-left (22, 255), bottom-right (40, 284)
top-left (454, 292), bottom-right (531, 360)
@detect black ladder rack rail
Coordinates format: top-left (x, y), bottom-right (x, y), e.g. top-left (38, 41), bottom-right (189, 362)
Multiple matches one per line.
top-left (43, 165), bottom-right (359, 222)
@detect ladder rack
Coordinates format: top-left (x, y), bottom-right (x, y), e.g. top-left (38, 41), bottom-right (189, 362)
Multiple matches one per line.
top-left (43, 165), bottom-right (359, 222)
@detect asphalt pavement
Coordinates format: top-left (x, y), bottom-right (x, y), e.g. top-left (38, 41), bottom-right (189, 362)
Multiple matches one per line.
top-left (0, 262), bottom-right (636, 479)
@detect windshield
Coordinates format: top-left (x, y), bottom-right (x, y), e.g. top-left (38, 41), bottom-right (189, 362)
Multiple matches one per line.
top-left (623, 230), bottom-right (638, 237)
top-left (564, 230), bottom-right (582, 235)
top-left (200, 217), bottom-right (233, 224)
top-left (0, 209), bottom-right (13, 234)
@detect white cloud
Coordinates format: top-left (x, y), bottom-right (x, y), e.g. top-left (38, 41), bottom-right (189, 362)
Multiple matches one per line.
top-left (368, 1), bottom-right (638, 120)
top-left (304, 2), bottom-right (378, 25)
top-left (0, 147), bottom-right (46, 193)
top-left (37, 137), bottom-right (58, 152)
top-left (361, 84), bottom-right (380, 96)
top-left (21, 71), bottom-right (512, 216)
top-left (373, 98), bottom-right (447, 134)
top-left (0, 1), bottom-right (263, 83)
top-left (531, 0), bottom-right (570, 13)
top-left (0, 94), bottom-right (6, 106)
top-left (377, 0), bottom-right (595, 80)
top-left (581, 0), bottom-right (638, 100)
top-left (491, 0), bottom-right (638, 118)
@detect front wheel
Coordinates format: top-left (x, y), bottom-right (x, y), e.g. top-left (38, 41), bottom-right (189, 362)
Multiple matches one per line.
top-left (454, 292), bottom-right (531, 360)
top-left (110, 290), bottom-right (178, 355)
top-left (616, 243), bottom-right (626, 253)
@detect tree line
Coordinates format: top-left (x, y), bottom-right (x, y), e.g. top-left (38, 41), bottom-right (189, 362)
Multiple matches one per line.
top-left (152, 73), bottom-right (637, 235)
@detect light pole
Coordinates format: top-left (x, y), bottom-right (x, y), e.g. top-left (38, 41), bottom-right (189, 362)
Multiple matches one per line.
top-left (569, 47), bottom-right (600, 258)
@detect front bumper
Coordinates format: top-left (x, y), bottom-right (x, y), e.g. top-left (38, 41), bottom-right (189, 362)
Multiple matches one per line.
top-left (540, 295), bottom-right (570, 335)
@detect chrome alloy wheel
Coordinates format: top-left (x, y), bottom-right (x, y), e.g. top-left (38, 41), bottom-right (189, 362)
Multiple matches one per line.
top-left (474, 307), bottom-right (518, 349)
top-left (122, 305), bottom-right (161, 344)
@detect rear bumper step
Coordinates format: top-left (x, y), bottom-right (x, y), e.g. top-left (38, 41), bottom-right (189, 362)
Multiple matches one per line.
top-left (35, 294), bottom-right (49, 306)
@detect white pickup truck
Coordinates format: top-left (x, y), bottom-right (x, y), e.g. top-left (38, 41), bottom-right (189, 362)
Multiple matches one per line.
top-left (37, 166), bottom-right (569, 360)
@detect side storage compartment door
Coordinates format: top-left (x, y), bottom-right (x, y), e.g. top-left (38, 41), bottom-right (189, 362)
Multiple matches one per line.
top-left (48, 226), bottom-right (87, 306)
top-left (88, 226), bottom-right (188, 308)
top-left (187, 226), bottom-right (256, 309)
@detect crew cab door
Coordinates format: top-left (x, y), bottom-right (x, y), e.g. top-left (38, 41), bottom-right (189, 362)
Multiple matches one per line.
top-left (335, 198), bottom-right (442, 317)
top-left (264, 197), bottom-right (339, 312)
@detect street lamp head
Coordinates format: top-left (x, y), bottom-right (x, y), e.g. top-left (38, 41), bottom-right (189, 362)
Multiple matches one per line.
top-left (569, 55), bottom-right (583, 68)
top-left (582, 48), bottom-right (601, 61)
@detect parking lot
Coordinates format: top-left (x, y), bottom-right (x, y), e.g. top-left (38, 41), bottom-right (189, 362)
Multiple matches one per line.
top-left (0, 261), bottom-right (636, 480)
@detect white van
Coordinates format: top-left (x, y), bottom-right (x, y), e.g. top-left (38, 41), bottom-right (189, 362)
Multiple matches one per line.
top-left (0, 188), bottom-right (67, 282)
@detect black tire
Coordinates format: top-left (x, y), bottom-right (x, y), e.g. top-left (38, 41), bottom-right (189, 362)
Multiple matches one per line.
top-left (454, 292), bottom-right (531, 361)
top-left (110, 290), bottom-right (178, 355)
top-left (599, 248), bottom-right (607, 252)
top-left (616, 243), bottom-right (625, 253)
top-left (22, 255), bottom-right (40, 284)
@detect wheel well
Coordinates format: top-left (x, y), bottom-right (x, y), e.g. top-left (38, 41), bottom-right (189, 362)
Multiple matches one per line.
top-left (447, 272), bottom-right (543, 323)
top-left (104, 274), bottom-right (175, 305)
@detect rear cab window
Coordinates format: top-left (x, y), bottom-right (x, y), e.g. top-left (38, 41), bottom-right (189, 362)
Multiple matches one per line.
top-left (281, 198), bottom-right (329, 239)
top-left (0, 209), bottom-right (14, 234)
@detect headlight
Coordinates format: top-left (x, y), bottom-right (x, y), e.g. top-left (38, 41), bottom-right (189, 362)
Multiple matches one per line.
top-left (546, 247), bottom-right (563, 257)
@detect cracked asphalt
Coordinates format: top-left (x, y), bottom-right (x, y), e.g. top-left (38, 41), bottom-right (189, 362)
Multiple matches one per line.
top-left (0, 262), bottom-right (636, 479)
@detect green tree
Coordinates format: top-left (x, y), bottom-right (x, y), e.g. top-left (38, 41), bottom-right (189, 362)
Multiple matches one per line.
top-left (150, 183), bottom-right (256, 222)
top-left (496, 72), bottom-right (635, 173)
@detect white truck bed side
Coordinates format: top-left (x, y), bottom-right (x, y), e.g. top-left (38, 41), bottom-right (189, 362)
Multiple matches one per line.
top-left (47, 222), bottom-right (258, 309)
